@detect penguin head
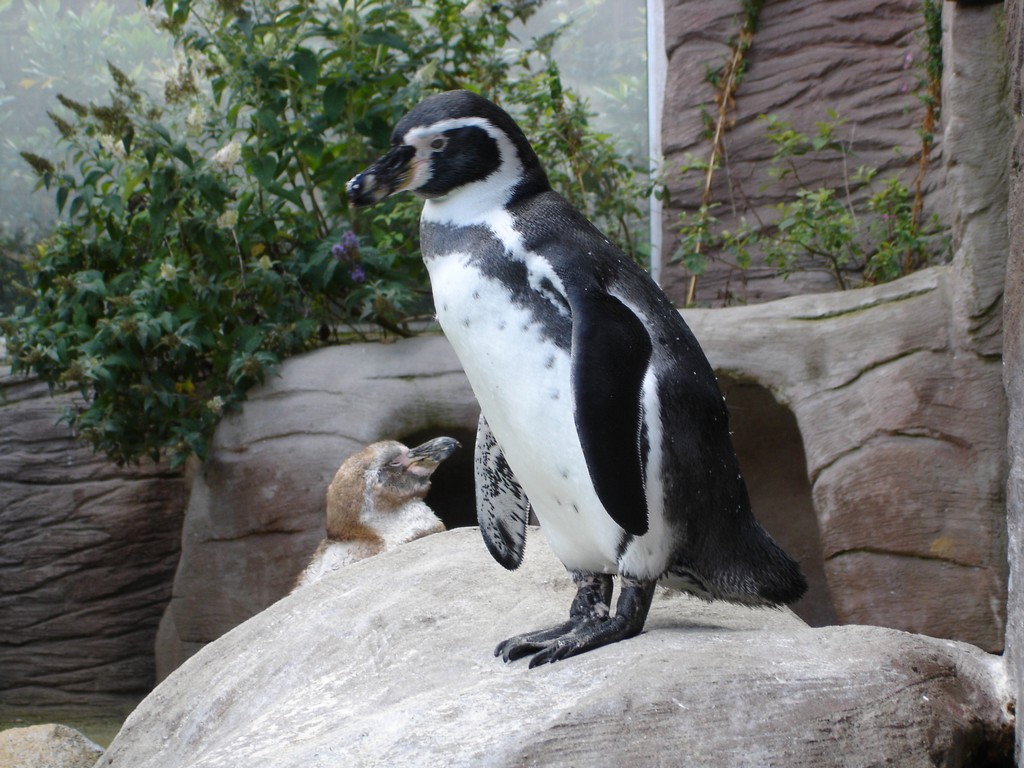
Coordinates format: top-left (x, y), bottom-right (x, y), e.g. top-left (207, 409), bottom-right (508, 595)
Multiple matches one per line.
top-left (324, 437), bottom-right (460, 538)
top-left (346, 90), bottom-right (548, 207)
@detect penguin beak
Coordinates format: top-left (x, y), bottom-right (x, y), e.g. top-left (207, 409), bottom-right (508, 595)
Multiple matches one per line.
top-left (346, 145), bottom-right (417, 207)
top-left (404, 436), bottom-right (460, 476)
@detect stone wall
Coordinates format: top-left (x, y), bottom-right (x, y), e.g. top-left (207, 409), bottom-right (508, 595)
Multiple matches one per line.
top-left (0, 371), bottom-right (185, 707)
top-left (661, 0), bottom-right (947, 306)
top-left (1001, 0), bottom-right (1024, 761)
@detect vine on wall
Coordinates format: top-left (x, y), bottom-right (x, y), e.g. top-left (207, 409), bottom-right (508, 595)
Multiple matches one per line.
top-left (674, 1), bottom-right (949, 304)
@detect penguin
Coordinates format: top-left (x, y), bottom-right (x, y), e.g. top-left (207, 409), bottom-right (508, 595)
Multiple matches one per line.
top-left (293, 436), bottom-right (459, 590)
top-left (346, 90), bottom-right (806, 666)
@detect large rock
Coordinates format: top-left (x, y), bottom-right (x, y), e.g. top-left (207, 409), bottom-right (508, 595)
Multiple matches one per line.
top-left (0, 723), bottom-right (103, 768)
top-left (0, 370), bottom-right (186, 707)
top-left (661, 0), bottom-right (947, 306)
top-left (99, 529), bottom-right (1014, 768)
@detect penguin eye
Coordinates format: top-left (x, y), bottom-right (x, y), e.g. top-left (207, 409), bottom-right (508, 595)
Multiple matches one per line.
top-left (429, 136), bottom-right (447, 151)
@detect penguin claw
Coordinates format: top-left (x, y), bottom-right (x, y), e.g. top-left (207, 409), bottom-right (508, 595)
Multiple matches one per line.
top-left (494, 621), bottom-right (574, 663)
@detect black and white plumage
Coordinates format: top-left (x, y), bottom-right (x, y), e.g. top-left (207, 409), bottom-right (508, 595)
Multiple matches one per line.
top-left (293, 437), bottom-right (459, 590)
top-left (347, 90), bottom-right (806, 666)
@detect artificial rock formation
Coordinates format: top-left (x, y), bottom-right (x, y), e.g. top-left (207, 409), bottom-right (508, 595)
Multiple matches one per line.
top-left (679, 1), bottom-right (1011, 652)
top-left (683, 266), bottom-right (1006, 652)
top-left (158, 267), bottom-right (1009, 684)
top-left (1000, 0), bottom-right (1024, 760)
top-left (0, 371), bottom-right (186, 707)
top-left (661, 0), bottom-right (948, 306)
top-left (99, 529), bottom-right (1014, 768)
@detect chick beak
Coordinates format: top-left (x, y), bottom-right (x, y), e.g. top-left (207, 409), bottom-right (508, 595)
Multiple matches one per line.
top-left (346, 145), bottom-right (417, 207)
top-left (404, 436), bottom-right (460, 477)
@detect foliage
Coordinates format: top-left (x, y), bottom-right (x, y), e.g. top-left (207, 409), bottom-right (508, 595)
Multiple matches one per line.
top-left (0, 226), bottom-right (30, 320)
top-left (675, 113), bottom-right (950, 291)
top-left (2, 0), bottom-right (648, 467)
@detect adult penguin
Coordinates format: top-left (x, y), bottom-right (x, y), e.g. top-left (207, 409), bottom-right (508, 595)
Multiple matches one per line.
top-left (347, 90), bottom-right (806, 667)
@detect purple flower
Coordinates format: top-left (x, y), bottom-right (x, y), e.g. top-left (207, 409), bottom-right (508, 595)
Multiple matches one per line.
top-left (332, 230), bottom-right (361, 263)
top-left (349, 264), bottom-right (366, 283)
top-left (902, 51), bottom-right (914, 69)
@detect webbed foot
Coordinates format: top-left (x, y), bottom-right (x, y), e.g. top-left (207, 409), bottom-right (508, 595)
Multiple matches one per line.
top-left (495, 574), bottom-right (655, 667)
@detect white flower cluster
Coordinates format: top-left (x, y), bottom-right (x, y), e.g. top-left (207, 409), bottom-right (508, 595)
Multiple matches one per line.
top-left (217, 209), bottom-right (238, 229)
top-left (212, 140), bottom-right (242, 169)
top-left (186, 104), bottom-right (207, 135)
top-left (99, 134), bottom-right (127, 160)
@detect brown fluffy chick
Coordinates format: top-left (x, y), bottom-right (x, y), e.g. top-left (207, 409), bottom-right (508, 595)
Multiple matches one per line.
top-left (293, 437), bottom-right (459, 590)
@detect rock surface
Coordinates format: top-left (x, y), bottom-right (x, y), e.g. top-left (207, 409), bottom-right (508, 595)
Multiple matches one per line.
top-left (661, 0), bottom-right (947, 306)
top-left (0, 723), bottom-right (104, 768)
top-left (1001, 0), bottom-right (1024, 760)
top-left (0, 370), bottom-right (186, 707)
top-left (100, 529), bottom-right (1013, 768)
top-left (683, 266), bottom-right (1007, 652)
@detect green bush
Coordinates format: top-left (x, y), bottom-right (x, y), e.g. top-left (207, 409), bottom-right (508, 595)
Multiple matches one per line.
top-left (2, 0), bottom-right (648, 467)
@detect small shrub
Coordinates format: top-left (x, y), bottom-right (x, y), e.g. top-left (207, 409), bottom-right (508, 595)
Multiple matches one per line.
top-left (675, 112), bottom-right (950, 292)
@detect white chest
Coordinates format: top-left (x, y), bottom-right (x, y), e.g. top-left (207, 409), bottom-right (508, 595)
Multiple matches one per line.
top-left (426, 249), bottom-right (625, 572)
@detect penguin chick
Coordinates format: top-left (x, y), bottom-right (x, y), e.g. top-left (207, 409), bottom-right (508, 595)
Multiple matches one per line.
top-left (293, 436), bottom-right (459, 590)
top-left (347, 90), bottom-right (807, 667)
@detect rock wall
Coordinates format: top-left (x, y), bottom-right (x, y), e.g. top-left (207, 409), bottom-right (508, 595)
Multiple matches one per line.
top-left (0, 371), bottom-right (186, 707)
top-left (1001, 0), bottom-right (1024, 761)
top-left (661, 0), bottom-right (947, 306)
top-left (683, 266), bottom-right (1007, 652)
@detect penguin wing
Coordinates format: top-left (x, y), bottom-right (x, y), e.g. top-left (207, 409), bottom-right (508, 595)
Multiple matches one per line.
top-left (568, 286), bottom-right (653, 537)
top-left (474, 413), bottom-right (530, 570)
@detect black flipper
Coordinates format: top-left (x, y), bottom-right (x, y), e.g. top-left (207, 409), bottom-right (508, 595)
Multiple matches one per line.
top-left (569, 289), bottom-right (653, 536)
top-left (474, 414), bottom-right (530, 570)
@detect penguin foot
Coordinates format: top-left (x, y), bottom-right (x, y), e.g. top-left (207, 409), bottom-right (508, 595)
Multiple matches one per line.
top-left (495, 576), bottom-right (656, 668)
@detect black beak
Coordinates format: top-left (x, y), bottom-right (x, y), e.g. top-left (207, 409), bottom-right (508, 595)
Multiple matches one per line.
top-left (406, 436), bottom-right (460, 470)
top-left (346, 145), bottom-right (416, 207)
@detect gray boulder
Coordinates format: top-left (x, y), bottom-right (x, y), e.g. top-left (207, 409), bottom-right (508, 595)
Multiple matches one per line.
top-left (99, 529), bottom-right (1013, 768)
top-left (0, 723), bottom-right (104, 768)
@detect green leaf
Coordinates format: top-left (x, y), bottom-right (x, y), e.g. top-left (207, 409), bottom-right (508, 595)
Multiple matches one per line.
top-left (289, 47), bottom-right (320, 87)
top-left (359, 29), bottom-right (410, 52)
top-left (250, 155), bottom-right (278, 187)
top-left (322, 79), bottom-right (348, 122)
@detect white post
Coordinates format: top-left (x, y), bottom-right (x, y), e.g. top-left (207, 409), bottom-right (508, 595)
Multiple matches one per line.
top-left (646, 0), bottom-right (666, 284)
